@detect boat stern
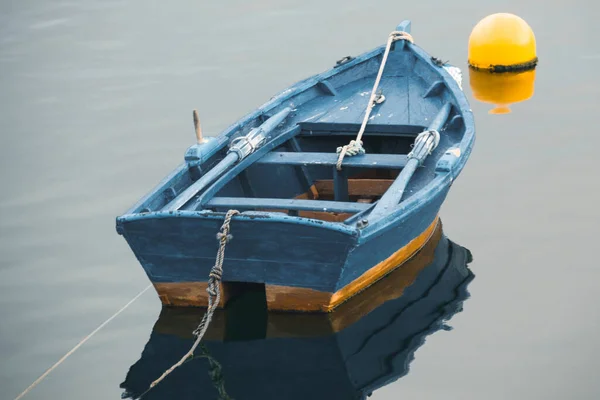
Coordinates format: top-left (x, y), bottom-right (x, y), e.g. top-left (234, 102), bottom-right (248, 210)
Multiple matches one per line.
top-left (116, 210), bottom-right (360, 311)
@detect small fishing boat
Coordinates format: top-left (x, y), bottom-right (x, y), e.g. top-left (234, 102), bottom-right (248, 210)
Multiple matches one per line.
top-left (120, 226), bottom-right (475, 399)
top-left (116, 19), bottom-right (475, 312)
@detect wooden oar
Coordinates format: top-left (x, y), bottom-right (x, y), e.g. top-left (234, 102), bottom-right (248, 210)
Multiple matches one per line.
top-left (163, 107), bottom-right (292, 211)
top-left (365, 103), bottom-right (452, 222)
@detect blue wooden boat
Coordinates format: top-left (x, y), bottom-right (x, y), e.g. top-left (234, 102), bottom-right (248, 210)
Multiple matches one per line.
top-left (115, 19), bottom-right (475, 312)
top-left (119, 225), bottom-right (475, 399)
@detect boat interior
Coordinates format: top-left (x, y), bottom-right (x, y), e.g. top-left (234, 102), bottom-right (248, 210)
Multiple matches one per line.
top-left (205, 123), bottom-right (427, 222)
top-left (137, 119), bottom-right (461, 224)
top-left (131, 36), bottom-right (467, 224)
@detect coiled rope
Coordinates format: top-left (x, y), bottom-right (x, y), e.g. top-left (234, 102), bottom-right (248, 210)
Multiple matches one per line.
top-left (148, 209), bottom-right (240, 390)
top-left (336, 30), bottom-right (414, 170)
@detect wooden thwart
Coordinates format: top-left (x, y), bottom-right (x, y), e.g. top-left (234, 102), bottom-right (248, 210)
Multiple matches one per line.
top-left (206, 197), bottom-right (371, 213)
top-left (256, 152), bottom-right (408, 169)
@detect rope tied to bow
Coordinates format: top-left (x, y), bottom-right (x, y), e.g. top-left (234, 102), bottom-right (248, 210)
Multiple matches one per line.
top-left (149, 209), bottom-right (240, 390)
top-left (335, 30), bottom-right (414, 170)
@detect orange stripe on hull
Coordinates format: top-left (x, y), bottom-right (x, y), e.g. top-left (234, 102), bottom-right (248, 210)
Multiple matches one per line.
top-left (153, 282), bottom-right (233, 308)
top-left (265, 216), bottom-right (440, 312)
top-left (153, 216), bottom-right (439, 313)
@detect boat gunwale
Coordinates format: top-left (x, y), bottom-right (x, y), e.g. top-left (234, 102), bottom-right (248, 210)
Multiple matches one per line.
top-left (358, 173), bottom-right (452, 241)
top-left (116, 209), bottom-right (361, 237)
top-left (350, 38), bottom-right (476, 238)
top-left (117, 22), bottom-right (475, 238)
top-left (117, 47), bottom-right (385, 220)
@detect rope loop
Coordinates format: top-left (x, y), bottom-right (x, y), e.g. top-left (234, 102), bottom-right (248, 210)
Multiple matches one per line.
top-left (389, 30), bottom-right (414, 43)
top-left (208, 269), bottom-right (222, 282)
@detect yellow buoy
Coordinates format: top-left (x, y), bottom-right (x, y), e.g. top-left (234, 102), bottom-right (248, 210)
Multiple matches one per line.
top-left (468, 13), bottom-right (537, 72)
top-left (469, 68), bottom-right (536, 114)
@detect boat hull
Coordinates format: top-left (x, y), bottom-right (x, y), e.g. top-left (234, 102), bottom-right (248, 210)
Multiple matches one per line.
top-left (119, 229), bottom-right (475, 400)
top-left (117, 182), bottom-right (450, 312)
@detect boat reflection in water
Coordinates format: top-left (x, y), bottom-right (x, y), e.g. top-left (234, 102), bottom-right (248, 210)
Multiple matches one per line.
top-left (120, 221), bottom-right (475, 400)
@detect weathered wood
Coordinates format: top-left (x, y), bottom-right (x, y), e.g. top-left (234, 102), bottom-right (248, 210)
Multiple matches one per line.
top-left (298, 122), bottom-right (424, 135)
top-left (297, 211), bottom-right (353, 222)
top-left (264, 216), bottom-right (439, 312)
top-left (206, 197), bottom-right (370, 213)
top-left (314, 179), bottom-right (394, 198)
top-left (256, 152), bottom-right (408, 169)
top-left (154, 281), bottom-right (237, 308)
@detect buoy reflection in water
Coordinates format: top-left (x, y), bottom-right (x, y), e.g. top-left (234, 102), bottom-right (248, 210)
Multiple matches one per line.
top-left (469, 68), bottom-right (537, 114)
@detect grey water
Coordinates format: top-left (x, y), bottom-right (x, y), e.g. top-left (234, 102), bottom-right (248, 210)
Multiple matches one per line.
top-left (0, 0), bottom-right (598, 399)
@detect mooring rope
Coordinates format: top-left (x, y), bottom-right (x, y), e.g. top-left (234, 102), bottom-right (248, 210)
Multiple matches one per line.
top-left (336, 30), bottom-right (414, 170)
top-left (13, 284), bottom-right (153, 400)
top-left (14, 210), bottom-right (240, 400)
top-left (148, 209), bottom-right (240, 390)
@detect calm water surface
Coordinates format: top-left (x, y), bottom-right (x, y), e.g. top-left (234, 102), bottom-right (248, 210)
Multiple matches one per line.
top-left (1, 1), bottom-right (598, 399)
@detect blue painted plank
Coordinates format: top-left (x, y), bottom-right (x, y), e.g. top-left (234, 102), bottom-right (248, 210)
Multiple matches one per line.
top-left (206, 197), bottom-right (370, 213)
top-left (366, 76), bottom-right (410, 125)
top-left (255, 152), bottom-right (408, 169)
top-left (120, 213), bottom-right (356, 291)
top-left (298, 122), bottom-right (424, 135)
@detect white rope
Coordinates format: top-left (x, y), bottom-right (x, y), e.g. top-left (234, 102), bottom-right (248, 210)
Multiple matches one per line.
top-left (336, 30), bottom-right (414, 170)
top-left (13, 284), bottom-right (152, 400)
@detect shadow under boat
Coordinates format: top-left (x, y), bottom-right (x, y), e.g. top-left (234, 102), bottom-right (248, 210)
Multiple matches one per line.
top-left (120, 221), bottom-right (475, 400)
